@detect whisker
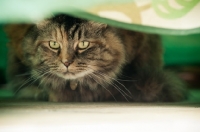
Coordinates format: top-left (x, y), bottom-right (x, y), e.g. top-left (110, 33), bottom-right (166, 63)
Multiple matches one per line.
top-left (88, 74), bottom-right (117, 102)
top-left (87, 66), bottom-right (132, 98)
top-left (15, 69), bottom-right (43, 93)
top-left (15, 69), bottom-right (51, 94)
top-left (15, 77), bottom-right (35, 94)
top-left (117, 72), bottom-right (137, 80)
top-left (94, 71), bottom-right (132, 96)
top-left (40, 72), bottom-right (54, 88)
top-left (90, 72), bottom-right (130, 102)
top-left (28, 70), bottom-right (52, 87)
top-left (88, 65), bottom-right (136, 82)
top-left (15, 72), bottom-right (31, 77)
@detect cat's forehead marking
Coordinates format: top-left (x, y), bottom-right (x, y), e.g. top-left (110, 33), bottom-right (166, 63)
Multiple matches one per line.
top-left (60, 24), bottom-right (68, 47)
top-left (54, 24), bottom-right (68, 49)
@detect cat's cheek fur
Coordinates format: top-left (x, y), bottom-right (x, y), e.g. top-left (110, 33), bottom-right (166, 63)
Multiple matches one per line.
top-left (92, 45), bottom-right (125, 81)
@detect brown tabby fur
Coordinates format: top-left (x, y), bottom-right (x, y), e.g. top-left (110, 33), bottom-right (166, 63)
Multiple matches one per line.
top-left (5, 14), bottom-right (187, 102)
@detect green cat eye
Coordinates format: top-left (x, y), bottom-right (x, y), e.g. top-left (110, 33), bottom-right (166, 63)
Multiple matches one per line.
top-left (49, 41), bottom-right (60, 49)
top-left (78, 41), bottom-right (90, 50)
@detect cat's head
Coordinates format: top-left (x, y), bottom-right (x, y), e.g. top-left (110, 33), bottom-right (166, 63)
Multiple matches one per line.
top-left (22, 14), bottom-right (126, 86)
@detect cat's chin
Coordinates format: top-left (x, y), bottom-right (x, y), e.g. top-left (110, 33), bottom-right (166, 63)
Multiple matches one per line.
top-left (55, 70), bottom-right (93, 80)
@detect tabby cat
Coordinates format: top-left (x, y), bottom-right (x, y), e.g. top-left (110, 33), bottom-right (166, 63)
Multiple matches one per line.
top-left (5, 14), bottom-right (187, 102)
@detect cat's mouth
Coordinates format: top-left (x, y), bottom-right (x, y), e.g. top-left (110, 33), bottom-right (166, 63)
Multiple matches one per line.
top-left (63, 71), bottom-right (75, 75)
top-left (60, 67), bottom-right (76, 76)
top-left (55, 69), bottom-right (93, 80)
top-left (55, 72), bottom-right (77, 80)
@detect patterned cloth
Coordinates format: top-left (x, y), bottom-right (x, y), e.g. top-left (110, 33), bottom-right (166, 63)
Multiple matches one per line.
top-left (88, 0), bottom-right (200, 30)
top-left (0, 0), bottom-right (200, 35)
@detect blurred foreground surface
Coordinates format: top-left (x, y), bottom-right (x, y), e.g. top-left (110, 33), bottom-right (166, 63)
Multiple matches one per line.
top-left (0, 101), bottom-right (200, 132)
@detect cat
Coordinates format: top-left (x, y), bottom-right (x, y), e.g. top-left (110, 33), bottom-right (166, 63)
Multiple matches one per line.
top-left (5, 14), bottom-right (187, 102)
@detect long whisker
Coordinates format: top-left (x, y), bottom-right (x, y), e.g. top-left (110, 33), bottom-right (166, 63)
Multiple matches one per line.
top-left (88, 74), bottom-right (117, 102)
top-left (94, 71), bottom-right (132, 97)
top-left (40, 71), bottom-right (54, 88)
top-left (88, 65), bottom-right (136, 82)
top-left (15, 69), bottom-right (43, 94)
top-left (15, 72), bottom-right (31, 77)
top-left (27, 70), bottom-right (52, 88)
top-left (90, 72), bottom-right (130, 101)
top-left (15, 69), bottom-right (51, 94)
top-left (87, 66), bottom-right (132, 97)
top-left (15, 77), bottom-right (34, 94)
top-left (118, 73), bottom-right (137, 80)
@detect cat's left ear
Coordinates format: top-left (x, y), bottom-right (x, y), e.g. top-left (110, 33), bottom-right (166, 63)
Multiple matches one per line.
top-left (88, 21), bottom-right (107, 30)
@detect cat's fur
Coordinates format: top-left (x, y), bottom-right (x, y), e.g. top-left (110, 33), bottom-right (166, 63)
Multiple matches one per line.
top-left (5, 14), bottom-right (187, 102)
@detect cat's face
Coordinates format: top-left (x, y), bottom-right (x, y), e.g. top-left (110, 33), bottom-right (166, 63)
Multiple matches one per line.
top-left (22, 15), bottom-right (126, 86)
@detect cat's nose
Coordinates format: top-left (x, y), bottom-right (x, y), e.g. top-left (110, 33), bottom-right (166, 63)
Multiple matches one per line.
top-left (62, 61), bottom-right (73, 67)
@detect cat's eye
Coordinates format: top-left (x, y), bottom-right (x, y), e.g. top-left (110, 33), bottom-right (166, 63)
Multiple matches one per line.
top-left (78, 41), bottom-right (90, 50)
top-left (49, 41), bottom-right (60, 49)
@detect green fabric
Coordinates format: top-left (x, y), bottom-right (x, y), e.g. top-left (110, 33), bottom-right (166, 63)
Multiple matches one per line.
top-left (0, 25), bottom-right (8, 84)
top-left (162, 34), bottom-right (200, 65)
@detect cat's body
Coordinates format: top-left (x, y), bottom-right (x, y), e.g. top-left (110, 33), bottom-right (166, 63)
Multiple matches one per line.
top-left (5, 14), bottom-right (187, 102)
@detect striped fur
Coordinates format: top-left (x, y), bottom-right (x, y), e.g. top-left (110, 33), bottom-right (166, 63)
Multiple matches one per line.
top-left (5, 14), bottom-right (187, 102)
